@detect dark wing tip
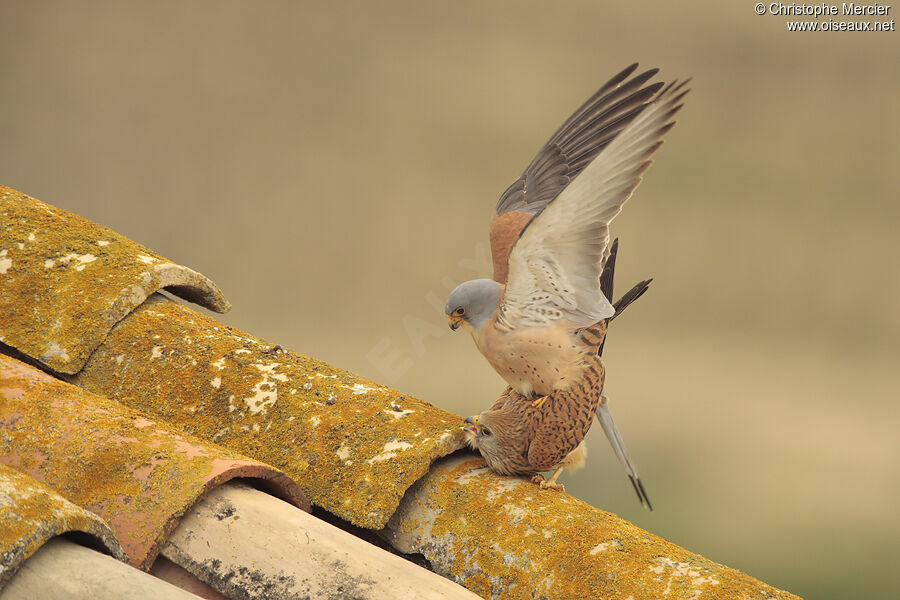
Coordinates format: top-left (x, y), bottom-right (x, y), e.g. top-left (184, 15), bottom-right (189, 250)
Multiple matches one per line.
top-left (495, 63), bottom-right (668, 217)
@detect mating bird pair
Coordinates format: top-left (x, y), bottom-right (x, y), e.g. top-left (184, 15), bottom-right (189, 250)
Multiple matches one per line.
top-left (444, 64), bottom-right (689, 509)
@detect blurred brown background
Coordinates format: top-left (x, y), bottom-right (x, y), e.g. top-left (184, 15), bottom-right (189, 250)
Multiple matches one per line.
top-left (1, 1), bottom-right (898, 597)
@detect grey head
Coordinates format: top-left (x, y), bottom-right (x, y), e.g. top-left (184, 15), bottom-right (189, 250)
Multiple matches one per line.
top-left (445, 278), bottom-right (502, 332)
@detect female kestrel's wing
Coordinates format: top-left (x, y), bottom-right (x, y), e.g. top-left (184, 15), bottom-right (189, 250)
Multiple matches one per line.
top-left (489, 63), bottom-right (664, 284)
top-left (497, 81), bottom-right (688, 331)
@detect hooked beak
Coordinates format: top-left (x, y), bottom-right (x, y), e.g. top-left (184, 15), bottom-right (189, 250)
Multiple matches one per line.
top-left (463, 414), bottom-right (479, 435)
top-left (447, 315), bottom-right (463, 331)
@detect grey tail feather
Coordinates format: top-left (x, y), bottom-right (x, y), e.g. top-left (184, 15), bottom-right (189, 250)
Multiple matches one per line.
top-left (609, 278), bottom-right (653, 322)
top-left (595, 397), bottom-right (653, 511)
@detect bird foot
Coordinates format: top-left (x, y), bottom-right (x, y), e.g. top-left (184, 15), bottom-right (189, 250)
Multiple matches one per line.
top-left (539, 479), bottom-right (565, 492)
top-left (530, 474), bottom-right (565, 492)
top-left (531, 395), bottom-right (548, 409)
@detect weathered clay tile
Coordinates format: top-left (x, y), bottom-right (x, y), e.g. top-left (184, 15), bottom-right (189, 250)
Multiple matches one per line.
top-left (0, 185), bottom-right (231, 374)
top-left (385, 455), bottom-right (801, 600)
top-left (72, 294), bottom-right (468, 529)
top-left (0, 463), bottom-right (124, 586)
top-left (0, 354), bottom-right (308, 569)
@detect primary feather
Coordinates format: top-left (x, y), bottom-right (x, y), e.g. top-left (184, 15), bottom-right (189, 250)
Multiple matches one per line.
top-left (496, 81), bottom-right (688, 331)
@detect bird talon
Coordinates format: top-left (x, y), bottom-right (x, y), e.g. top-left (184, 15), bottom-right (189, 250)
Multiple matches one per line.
top-left (530, 474), bottom-right (545, 484)
top-left (530, 395), bottom-right (548, 409)
top-left (538, 480), bottom-right (565, 492)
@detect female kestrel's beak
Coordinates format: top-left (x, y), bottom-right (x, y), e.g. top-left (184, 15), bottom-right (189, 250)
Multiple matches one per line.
top-left (448, 315), bottom-right (463, 330)
top-left (463, 414), bottom-right (479, 435)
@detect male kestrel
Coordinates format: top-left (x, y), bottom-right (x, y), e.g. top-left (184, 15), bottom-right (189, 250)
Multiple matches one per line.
top-left (444, 64), bottom-right (688, 504)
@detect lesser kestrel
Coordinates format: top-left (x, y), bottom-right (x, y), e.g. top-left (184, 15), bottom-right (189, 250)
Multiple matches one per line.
top-left (445, 64), bottom-right (688, 505)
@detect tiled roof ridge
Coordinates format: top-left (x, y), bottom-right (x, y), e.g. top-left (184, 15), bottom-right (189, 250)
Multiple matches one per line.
top-left (0, 184), bottom-right (800, 600)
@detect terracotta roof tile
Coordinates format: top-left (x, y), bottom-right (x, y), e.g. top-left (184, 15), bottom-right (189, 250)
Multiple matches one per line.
top-left (0, 354), bottom-right (307, 570)
top-left (73, 293), bottom-right (467, 528)
top-left (0, 464), bottom-right (124, 586)
top-left (0, 185), bottom-right (230, 374)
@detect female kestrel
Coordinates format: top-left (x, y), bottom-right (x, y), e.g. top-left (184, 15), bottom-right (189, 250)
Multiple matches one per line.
top-left (445, 64), bottom-right (687, 504)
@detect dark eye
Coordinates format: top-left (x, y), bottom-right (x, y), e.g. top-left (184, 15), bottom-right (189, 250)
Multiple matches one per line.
top-left (481, 426), bottom-right (492, 437)
top-left (453, 307), bottom-right (465, 316)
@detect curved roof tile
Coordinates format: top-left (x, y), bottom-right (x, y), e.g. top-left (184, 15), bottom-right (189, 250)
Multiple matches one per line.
top-left (0, 185), bottom-right (231, 374)
top-left (385, 455), bottom-right (800, 600)
top-left (0, 464), bottom-right (124, 586)
top-left (73, 294), bottom-right (467, 529)
top-left (0, 354), bottom-right (307, 570)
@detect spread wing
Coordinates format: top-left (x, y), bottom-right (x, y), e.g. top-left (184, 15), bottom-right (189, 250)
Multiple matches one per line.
top-left (489, 63), bottom-right (665, 283)
top-left (496, 80), bottom-right (689, 330)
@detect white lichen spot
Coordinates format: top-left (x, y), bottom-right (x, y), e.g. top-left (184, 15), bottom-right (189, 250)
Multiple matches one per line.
top-left (302, 382), bottom-right (313, 391)
top-left (41, 341), bottom-right (70, 362)
top-left (252, 423), bottom-right (260, 432)
top-left (28, 232), bottom-right (36, 241)
top-left (502, 503), bottom-right (528, 522)
top-left (336, 443), bottom-right (351, 462)
top-left (227, 395), bottom-right (237, 412)
top-left (114, 354), bottom-right (124, 365)
top-left (211, 357), bottom-right (226, 370)
top-left (151, 346), bottom-right (163, 359)
top-left (314, 373), bottom-right (338, 379)
top-left (650, 558), bottom-right (701, 596)
top-left (43, 259), bottom-right (54, 268)
top-left (455, 466), bottom-right (492, 484)
top-left (242, 363), bottom-right (285, 415)
top-left (16, 243), bottom-right (23, 250)
top-left (590, 542), bottom-right (611, 555)
top-left (234, 348), bottom-right (251, 355)
top-left (366, 440), bottom-right (413, 463)
top-left (385, 407), bottom-right (415, 419)
top-left (342, 383), bottom-right (377, 395)
top-left (485, 479), bottom-right (519, 502)
top-left (309, 416), bottom-right (320, 427)
top-left (73, 253), bottom-right (97, 271)
top-left (0, 250), bottom-right (11, 274)
top-left (210, 377), bottom-right (221, 389)
top-left (96, 240), bottom-right (110, 246)
top-left (136, 253), bottom-right (157, 264)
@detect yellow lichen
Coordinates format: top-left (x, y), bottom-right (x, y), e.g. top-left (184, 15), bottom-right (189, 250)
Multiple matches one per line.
top-left (0, 354), bottom-right (301, 569)
top-left (0, 185), bottom-right (228, 374)
top-left (72, 294), bottom-right (468, 529)
top-left (387, 456), bottom-right (801, 600)
top-left (0, 463), bottom-right (124, 585)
